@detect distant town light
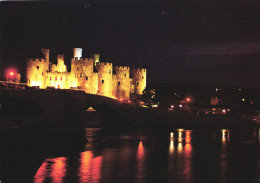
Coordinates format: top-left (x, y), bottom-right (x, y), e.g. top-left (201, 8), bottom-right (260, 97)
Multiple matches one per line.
top-left (128, 100), bottom-right (131, 103)
top-left (186, 98), bottom-right (191, 102)
top-left (10, 72), bottom-right (14, 76)
top-left (227, 109), bottom-right (230, 112)
top-left (171, 105), bottom-right (174, 108)
top-left (222, 109), bottom-right (226, 113)
top-left (242, 98), bottom-right (245, 102)
top-left (216, 88), bottom-right (218, 92)
top-left (179, 104), bottom-right (182, 108)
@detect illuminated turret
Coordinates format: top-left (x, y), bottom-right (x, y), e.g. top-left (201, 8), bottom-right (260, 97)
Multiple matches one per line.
top-left (131, 68), bottom-right (146, 95)
top-left (73, 48), bottom-right (82, 59)
top-left (93, 54), bottom-right (100, 66)
top-left (114, 66), bottom-right (130, 100)
top-left (96, 62), bottom-right (113, 97)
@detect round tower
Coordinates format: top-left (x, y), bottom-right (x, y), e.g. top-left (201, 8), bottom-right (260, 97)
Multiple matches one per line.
top-left (114, 66), bottom-right (130, 100)
top-left (73, 48), bottom-right (82, 59)
top-left (131, 68), bottom-right (146, 95)
top-left (96, 62), bottom-right (113, 97)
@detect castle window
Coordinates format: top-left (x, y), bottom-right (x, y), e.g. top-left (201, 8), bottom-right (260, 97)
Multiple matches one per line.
top-left (125, 73), bottom-right (126, 77)
top-left (80, 73), bottom-right (83, 78)
top-left (118, 81), bottom-right (120, 86)
top-left (42, 72), bottom-right (44, 76)
top-left (136, 81), bottom-right (139, 86)
top-left (61, 76), bottom-right (62, 80)
top-left (86, 76), bottom-right (88, 80)
top-left (77, 67), bottom-right (79, 70)
top-left (75, 73), bottom-right (76, 78)
top-left (142, 76), bottom-right (144, 79)
top-left (28, 79), bottom-right (30, 84)
top-left (109, 70), bottom-right (111, 74)
top-left (37, 66), bottom-right (39, 69)
top-left (102, 80), bottom-right (104, 84)
top-left (55, 77), bottom-right (57, 81)
top-left (50, 77), bottom-right (52, 81)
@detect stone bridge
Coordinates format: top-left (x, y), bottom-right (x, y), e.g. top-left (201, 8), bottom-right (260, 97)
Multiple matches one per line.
top-left (0, 88), bottom-right (138, 128)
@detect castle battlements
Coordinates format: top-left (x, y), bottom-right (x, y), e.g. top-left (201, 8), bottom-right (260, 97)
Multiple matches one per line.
top-left (26, 48), bottom-right (146, 100)
top-left (96, 62), bottom-right (113, 66)
top-left (132, 68), bottom-right (146, 72)
top-left (115, 66), bottom-right (130, 70)
top-left (27, 58), bottom-right (46, 62)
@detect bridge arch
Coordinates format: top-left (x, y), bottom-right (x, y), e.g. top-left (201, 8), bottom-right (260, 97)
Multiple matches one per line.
top-left (86, 104), bottom-right (121, 127)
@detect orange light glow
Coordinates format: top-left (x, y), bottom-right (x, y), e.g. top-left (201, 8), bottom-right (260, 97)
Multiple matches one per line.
top-left (78, 151), bottom-right (103, 183)
top-left (170, 140), bottom-right (174, 153)
top-left (137, 141), bottom-right (144, 158)
top-left (34, 161), bottom-right (48, 183)
top-left (128, 100), bottom-right (131, 103)
top-left (184, 143), bottom-right (192, 154)
top-left (137, 141), bottom-right (145, 181)
top-left (10, 72), bottom-right (14, 76)
top-left (79, 151), bottom-right (93, 182)
top-left (185, 130), bottom-right (191, 144)
top-left (221, 129), bottom-right (230, 143)
top-left (51, 157), bottom-right (67, 183)
top-left (91, 156), bottom-right (103, 182)
top-left (169, 132), bottom-right (174, 154)
top-left (177, 142), bottom-right (183, 152)
top-left (186, 98), bottom-right (191, 102)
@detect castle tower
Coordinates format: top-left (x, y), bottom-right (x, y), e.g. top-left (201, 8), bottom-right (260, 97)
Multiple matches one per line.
top-left (114, 66), bottom-right (130, 100)
top-left (93, 54), bottom-right (100, 65)
top-left (96, 62), bottom-right (113, 97)
top-left (57, 55), bottom-right (67, 72)
top-left (73, 48), bottom-right (82, 59)
top-left (26, 57), bottom-right (49, 89)
top-left (131, 68), bottom-right (146, 95)
top-left (41, 49), bottom-right (50, 68)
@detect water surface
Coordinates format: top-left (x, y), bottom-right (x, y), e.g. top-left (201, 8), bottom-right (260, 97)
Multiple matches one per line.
top-left (34, 127), bottom-right (260, 183)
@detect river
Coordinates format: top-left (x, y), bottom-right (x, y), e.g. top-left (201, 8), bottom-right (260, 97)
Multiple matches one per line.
top-left (33, 127), bottom-right (260, 183)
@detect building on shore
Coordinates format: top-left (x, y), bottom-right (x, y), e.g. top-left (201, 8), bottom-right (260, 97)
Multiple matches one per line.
top-left (26, 48), bottom-right (146, 100)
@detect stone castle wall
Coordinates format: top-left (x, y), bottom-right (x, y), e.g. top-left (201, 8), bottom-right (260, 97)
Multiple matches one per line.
top-left (26, 48), bottom-right (146, 100)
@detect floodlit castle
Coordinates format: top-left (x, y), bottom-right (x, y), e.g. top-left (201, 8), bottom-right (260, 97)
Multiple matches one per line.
top-left (26, 48), bottom-right (146, 100)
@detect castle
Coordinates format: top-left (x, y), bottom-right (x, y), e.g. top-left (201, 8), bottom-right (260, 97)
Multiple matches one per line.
top-left (26, 48), bottom-right (146, 100)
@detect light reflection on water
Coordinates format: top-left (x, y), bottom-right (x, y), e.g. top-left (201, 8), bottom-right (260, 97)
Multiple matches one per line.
top-left (34, 128), bottom-right (260, 183)
top-left (34, 157), bottom-right (67, 183)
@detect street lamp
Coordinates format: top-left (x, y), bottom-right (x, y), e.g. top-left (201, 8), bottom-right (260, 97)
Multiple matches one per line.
top-left (7, 71), bottom-right (15, 89)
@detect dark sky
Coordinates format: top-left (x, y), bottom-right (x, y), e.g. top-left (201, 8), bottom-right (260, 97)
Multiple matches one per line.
top-left (1, 0), bottom-right (260, 88)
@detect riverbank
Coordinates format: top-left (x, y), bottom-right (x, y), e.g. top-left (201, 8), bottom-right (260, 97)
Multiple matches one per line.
top-left (133, 109), bottom-right (255, 129)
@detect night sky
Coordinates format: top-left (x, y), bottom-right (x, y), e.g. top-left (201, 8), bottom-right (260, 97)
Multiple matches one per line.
top-left (1, 1), bottom-right (260, 88)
